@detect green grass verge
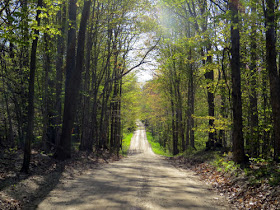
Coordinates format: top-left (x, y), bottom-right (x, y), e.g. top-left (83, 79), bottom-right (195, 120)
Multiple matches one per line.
top-left (146, 132), bottom-right (172, 157)
top-left (121, 132), bottom-right (134, 156)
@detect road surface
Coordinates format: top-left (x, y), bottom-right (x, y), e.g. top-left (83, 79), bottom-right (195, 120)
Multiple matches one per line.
top-left (37, 122), bottom-right (228, 210)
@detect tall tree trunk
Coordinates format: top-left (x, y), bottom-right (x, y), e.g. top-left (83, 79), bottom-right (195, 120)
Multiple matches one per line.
top-left (99, 79), bottom-right (113, 150)
top-left (18, 0), bottom-right (29, 148)
top-left (170, 56), bottom-right (179, 155)
top-left (190, 70), bottom-right (195, 149)
top-left (90, 1), bottom-right (101, 149)
top-left (186, 48), bottom-right (195, 149)
top-left (170, 85), bottom-right (179, 155)
top-left (112, 47), bottom-right (121, 153)
top-left (110, 100), bottom-right (115, 151)
top-left (42, 33), bottom-right (51, 152)
top-left (80, 1), bottom-right (96, 151)
top-left (220, 90), bottom-right (227, 147)
top-left (55, 1), bottom-right (66, 146)
top-left (1, 64), bottom-right (14, 147)
top-left (21, 0), bottom-right (43, 173)
top-left (176, 80), bottom-right (184, 152)
top-left (55, 0), bottom-right (77, 160)
top-left (219, 49), bottom-right (228, 147)
top-left (265, 0), bottom-right (280, 161)
top-left (261, 65), bottom-right (270, 158)
top-left (249, 2), bottom-right (259, 157)
top-left (55, 0), bottom-right (91, 160)
top-left (229, 0), bottom-right (246, 163)
top-left (98, 27), bottom-right (113, 150)
top-left (110, 62), bottom-right (119, 152)
top-left (204, 46), bottom-right (215, 149)
top-left (117, 77), bottom-right (122, 157)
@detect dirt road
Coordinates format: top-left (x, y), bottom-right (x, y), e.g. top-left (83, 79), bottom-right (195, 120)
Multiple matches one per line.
top-left (37, 123), bottom-right (229, 210)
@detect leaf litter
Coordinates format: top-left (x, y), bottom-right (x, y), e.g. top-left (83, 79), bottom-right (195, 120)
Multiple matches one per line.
top-left (0, 149), bottom-right (120, 209)
top-left (169, 154), bottom-right (280, 210)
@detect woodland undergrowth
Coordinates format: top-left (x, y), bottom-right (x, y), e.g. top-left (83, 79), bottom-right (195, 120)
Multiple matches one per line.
top-left (169, 151), bottom-right (280, 209)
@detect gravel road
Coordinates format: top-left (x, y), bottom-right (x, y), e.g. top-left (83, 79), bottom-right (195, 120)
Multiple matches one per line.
top-left (37, 122), bottom-right (229, 210)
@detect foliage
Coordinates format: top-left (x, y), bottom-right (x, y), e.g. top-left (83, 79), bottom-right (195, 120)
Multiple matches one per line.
top-left (121, 73), bottom-right (142, 133)
top-left (138, 0), bottom-right (280, 164)
top-left (121, 132), bottom-right (133, 156)
top-left (211, 153), bottom-right (280, 187)
top-left (212, 155), bottom-right (240, 175)
top-left (146, 132), bottom-right (172, 157)
top-left (245, 158), bottom-right (280, 186)
top-left (0, 0), bottom-right (154, 164)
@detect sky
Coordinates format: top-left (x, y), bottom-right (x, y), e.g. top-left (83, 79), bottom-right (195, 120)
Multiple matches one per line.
top-left (136, 63), bottom-right (155, 82)
top-left (127, 33), bottom-right (158, 83)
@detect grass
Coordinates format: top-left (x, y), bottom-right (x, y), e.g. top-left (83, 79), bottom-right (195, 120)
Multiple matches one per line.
top-left (146, 132), bottom-right (172, 157)
top-left (201, 151), bottom-right (280, 186)
top-left (121, 132), bottom-right (134, 156)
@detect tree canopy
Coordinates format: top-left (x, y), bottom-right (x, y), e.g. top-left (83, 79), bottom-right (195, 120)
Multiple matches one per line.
top-left (0, 0), bottom-right (280, 174)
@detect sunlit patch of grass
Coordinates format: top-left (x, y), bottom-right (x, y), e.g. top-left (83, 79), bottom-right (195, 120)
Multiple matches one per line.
top-left (121, 132), bottom-right (133, 156)
top-left (146, 132), bottom-right (172, 157)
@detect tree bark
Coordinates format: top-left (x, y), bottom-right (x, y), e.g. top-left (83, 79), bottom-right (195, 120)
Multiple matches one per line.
top-left (170, 85), bottom-right (179, 155)
top-left (42, 33), bottom-right (51, 152)
top-left (205, 49), bottom-right (215, 146)
top-left (249, 2), bottom-right (259, 157)
top-left (186, 48), bottom-right (195, 149)
top-left (203, 44), bottom-right (215, 150)
top-left (229, 0), bottom-right (246, 163)
top-left (1, 62), bottom-right (14, 147)
top-left (55, 0), bottom-right (91, 160)
top-left (55, 1), bottom-right (66, 146)
top-left (18, 0), bottom-right (29, 148)
top-left (265, 0), bottom-right (280, 161)
top-left (21, 0), bottom-right (43, 173)
top-left (80, 1), bottom-right (96, 151)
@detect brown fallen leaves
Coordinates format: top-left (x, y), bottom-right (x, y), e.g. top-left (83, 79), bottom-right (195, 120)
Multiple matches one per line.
top-left (169, 155), bottom-right (280, 210)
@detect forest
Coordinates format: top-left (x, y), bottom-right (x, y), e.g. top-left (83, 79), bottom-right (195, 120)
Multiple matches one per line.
top-left (0, 0), bottom-right (280, 208)
top-left (0, 0), bottom-right (151, 171)
top-left (142, 0), bottom-right (280, 164)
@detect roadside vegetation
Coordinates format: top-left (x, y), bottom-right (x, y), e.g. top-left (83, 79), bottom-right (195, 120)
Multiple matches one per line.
top-left (121, 133), bottom-right (134, 156)
top-left (169, 150), bottom-right (280, 209)
top-left (144, 130), bottom-right (279, 209)
top-left (146, 132), bottom-right (172, 157)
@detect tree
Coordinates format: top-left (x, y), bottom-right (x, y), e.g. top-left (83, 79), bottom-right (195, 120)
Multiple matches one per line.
top-left (264, 0), bottom-right (280, 162)
top-left (55, 0), bottom-right (91, 160)
top-left (248, 0), bottom-right (259, 157)
top-left (55, 0), bottom-right (67, 147)
top-left (21, 0), bottom-right (43, 173)
top-left (229, 0), bottom-right (246, 163)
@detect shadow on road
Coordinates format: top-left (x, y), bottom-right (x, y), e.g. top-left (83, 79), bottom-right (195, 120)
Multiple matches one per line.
top-left (37, 124), bottom-right (228, 209)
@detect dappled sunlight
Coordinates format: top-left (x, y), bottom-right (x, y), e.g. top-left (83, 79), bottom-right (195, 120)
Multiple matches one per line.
top-left (38, 124), bottom-right (228, 210)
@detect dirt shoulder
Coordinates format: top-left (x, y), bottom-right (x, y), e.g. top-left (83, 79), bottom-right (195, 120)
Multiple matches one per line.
top-left (168, 153), bottom-right (280, 209)
top-left (1, 125), bottom-right (230, 210)
top-left (0, 149), bottom-right (119, 210)
top-left (37, 126), bottom-right (229, 210)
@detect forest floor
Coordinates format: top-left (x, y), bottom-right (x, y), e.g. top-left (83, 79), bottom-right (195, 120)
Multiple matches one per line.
top-left (169, 152), bottom-right (280, 209)
top-left (0, 147), bottom-right (119, 209)
top-left (1, 128), bottom-right (279, 210)
top-left (1, 124), bottom-right (229, 210)
top-left (36, 124), bottom-right (228, 209)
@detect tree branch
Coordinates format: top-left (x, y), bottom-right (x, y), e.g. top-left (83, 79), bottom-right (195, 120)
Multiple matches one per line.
top-left (209, 0), bottom-right (226, 12)
top-left (102, 38), bottom-right (160, 91)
